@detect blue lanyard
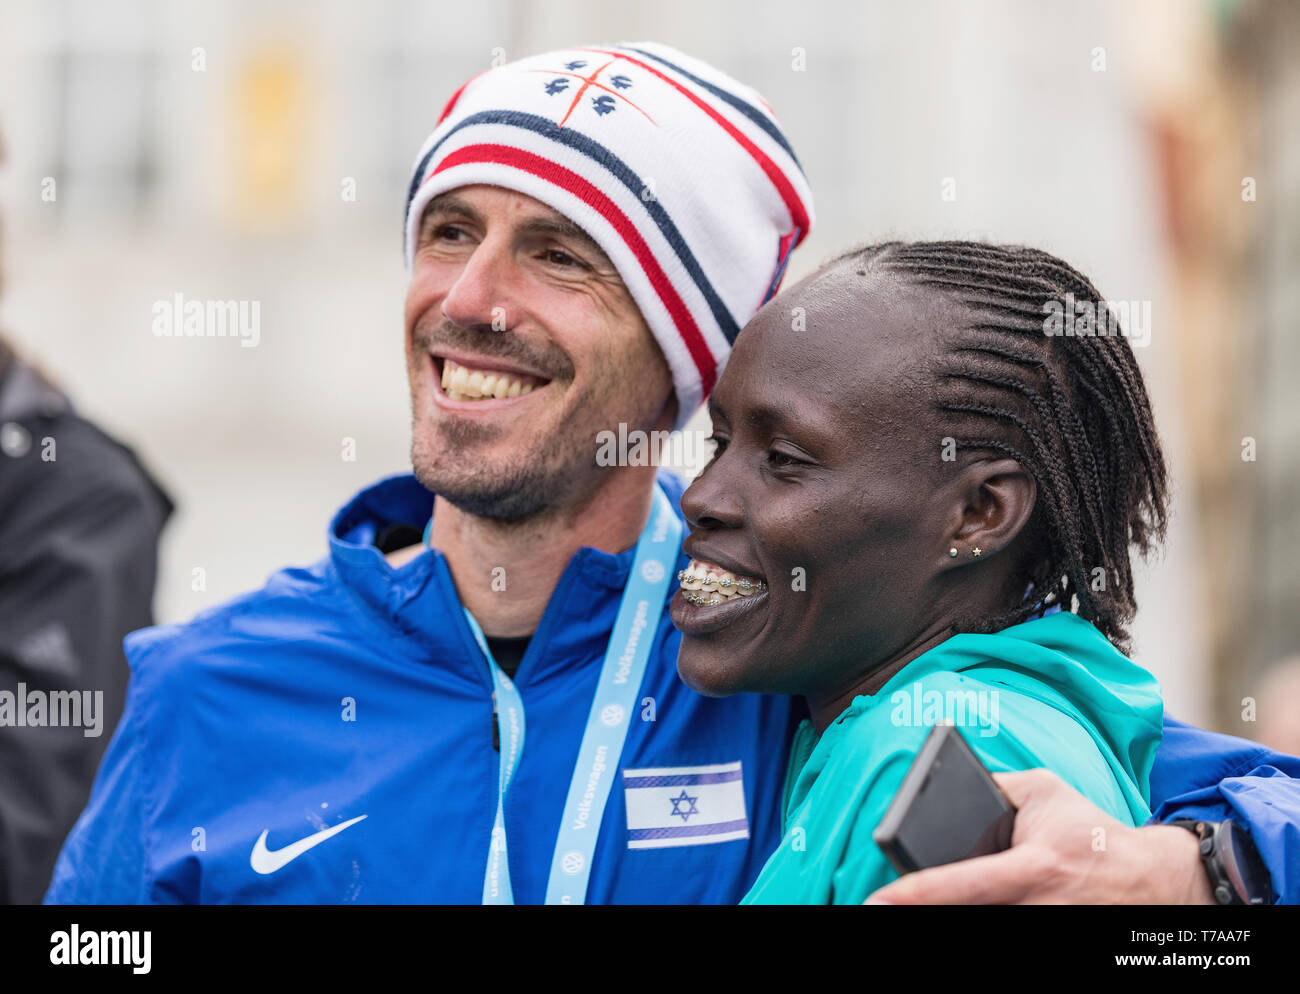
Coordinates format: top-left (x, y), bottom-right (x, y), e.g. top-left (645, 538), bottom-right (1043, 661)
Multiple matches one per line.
top-left (461, 609), bottom-right (525, 904)
top-left (544, 485), bottom-right (680, 903)
top-left (429, 484), bottom-right (682, 905)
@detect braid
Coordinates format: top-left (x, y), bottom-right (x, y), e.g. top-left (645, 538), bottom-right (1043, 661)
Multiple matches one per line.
top-left (836, 241), bottom-right (1169, 651)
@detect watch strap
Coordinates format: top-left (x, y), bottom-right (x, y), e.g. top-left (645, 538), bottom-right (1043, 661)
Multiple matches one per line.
top-left (1170, 819), bottom-right (1273, 906)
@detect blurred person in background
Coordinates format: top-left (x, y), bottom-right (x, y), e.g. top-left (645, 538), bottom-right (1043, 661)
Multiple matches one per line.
top-left (0, 128), bottom-right (173, 903)
top-left (1256, 658), bottom-right (1300, 757)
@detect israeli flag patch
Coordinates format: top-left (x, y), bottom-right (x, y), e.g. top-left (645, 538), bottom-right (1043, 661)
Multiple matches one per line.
top-left (622, 761), bottom-right (749, 850)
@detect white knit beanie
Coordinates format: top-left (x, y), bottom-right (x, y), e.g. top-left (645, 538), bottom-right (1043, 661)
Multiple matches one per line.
top-left (403, 42), bottom-right (814, 430)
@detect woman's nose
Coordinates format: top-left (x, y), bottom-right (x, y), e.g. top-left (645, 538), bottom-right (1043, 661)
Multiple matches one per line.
top-left (681, 455), bottom-right (744, 531)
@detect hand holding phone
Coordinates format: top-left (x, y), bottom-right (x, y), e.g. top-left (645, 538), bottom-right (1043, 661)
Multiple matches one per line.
top-left (872, 723), bottom-right (1016, 876)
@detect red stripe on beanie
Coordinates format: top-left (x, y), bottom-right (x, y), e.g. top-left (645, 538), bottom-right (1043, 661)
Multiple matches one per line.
top-left (426, 143), bottom-right (718, 396)
top-left (579, 46), bottom-right (811, 246)
top-left (436, 72), bottom-right (487, 126)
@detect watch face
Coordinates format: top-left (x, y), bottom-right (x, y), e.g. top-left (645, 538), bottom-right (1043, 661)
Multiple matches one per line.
top-left (1219, 821), bottom-right (1273, 905)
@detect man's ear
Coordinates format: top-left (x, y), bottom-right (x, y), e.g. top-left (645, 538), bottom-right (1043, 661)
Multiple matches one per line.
top-left (940, 458), bottom-right (1036, 566)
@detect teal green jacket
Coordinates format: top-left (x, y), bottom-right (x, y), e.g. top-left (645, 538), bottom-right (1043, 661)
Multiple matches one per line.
top-left (742, 613), bottom-right (1164, 905)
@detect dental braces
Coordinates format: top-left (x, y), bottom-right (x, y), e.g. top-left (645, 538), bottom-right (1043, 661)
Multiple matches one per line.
top-left (676, 569), bottom-right (768, 602)
top-left (681, 592), bottom-right (724, 606)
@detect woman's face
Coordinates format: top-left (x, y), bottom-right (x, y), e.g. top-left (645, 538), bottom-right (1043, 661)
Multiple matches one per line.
top-left (672, 266), bottom-right (968, 703)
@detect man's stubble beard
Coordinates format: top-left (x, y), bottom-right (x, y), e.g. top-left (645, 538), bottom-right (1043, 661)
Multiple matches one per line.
top-left (410, 405), bottom-right (590, 522)
top-left (407, 313), bottom-right (590, 521)
top-left (406, 312), bottom-right (670, 524)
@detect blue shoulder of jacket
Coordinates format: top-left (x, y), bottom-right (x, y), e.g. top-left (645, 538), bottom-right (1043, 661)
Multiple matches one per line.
top-left (122, 555), bottom-right (353, 675)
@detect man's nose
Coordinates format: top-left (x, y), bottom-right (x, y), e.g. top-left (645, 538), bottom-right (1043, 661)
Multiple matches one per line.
top-left (441, 237), bottom-right (516, 331)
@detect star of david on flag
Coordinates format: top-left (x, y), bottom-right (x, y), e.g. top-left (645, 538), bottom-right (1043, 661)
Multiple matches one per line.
top-left (622, 760), bottom-right (748, 849)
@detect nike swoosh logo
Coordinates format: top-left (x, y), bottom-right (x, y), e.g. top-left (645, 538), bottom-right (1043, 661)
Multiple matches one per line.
top-left (250, 814), bottom-right (368, 875)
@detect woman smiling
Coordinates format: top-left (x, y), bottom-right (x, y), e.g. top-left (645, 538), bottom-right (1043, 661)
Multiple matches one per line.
top-left (669, 241), bottom-right (1168, 904)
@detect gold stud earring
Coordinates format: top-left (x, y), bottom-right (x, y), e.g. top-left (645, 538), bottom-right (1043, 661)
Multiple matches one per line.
top-left (971, 547), bottom-right (983, 558)
top-left (949, 547), bottom-right (958, 558)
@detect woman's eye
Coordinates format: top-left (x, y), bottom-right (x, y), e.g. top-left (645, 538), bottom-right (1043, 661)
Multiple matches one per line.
top-left (766, 448), bottom-right (808, 469)
top-left (700, 434), bottom-right (728, 469)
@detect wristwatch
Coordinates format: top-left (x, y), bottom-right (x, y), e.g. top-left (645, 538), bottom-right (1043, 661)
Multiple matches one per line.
top-left (1170, 819), bottom-right (1274, 905)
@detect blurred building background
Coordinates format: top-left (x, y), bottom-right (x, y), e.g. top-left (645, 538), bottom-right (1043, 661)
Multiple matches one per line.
top-left (0, 0), bottom-right (1296, 735)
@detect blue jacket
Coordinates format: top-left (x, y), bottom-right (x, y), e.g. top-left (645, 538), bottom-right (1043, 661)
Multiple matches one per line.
top-left (44, 474), bottom-right (1300, 903)
top-left (44, 472), bottom-right (794, 904)
top-left (1150, 716), bottom-right (1299, 904)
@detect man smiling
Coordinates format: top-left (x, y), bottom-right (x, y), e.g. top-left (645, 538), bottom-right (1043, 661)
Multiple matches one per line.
top-left (45, 42), bottom-right (811, 904)
top-left (45, 42), bottom-right (1300, 905)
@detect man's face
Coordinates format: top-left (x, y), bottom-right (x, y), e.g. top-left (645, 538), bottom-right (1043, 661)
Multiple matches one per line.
top-left (404, 184), bottom-right (675, 520)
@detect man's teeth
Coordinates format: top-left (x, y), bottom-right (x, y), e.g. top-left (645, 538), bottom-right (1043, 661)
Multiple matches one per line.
top-left (440, 359), bottom-right (539, 401)
top-left (677, 559), bottom-right (767, 606)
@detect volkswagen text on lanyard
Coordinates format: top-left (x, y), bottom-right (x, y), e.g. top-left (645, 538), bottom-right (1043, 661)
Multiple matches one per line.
top-left (453, 484), bottom-right (681, 905)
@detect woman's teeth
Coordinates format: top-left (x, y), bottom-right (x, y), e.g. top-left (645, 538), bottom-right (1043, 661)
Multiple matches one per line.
top-left (440, 358), bottom-right (540, 401)
top-left (677, 559), bottom-right (767, 606)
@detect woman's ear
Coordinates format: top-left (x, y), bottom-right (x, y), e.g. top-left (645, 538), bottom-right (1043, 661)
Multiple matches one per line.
top-left (940, 458), bottom-right (1037, 566)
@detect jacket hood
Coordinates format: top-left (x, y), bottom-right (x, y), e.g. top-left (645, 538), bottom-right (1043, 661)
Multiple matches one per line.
top-left (875, 611), bottom-right (1164, 806)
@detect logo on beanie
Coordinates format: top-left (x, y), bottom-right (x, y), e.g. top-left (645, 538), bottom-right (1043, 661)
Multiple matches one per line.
top-left (536, 56), bottom-right (656, 129)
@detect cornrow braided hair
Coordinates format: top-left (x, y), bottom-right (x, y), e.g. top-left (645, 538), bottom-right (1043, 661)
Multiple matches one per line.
top-left (835, 240), bottom-right (1169, 652)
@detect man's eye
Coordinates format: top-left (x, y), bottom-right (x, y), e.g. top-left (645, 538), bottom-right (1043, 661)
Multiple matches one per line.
top-left (705, 434), bottom-right (728, 456)
top-left (545, 248), bottom-right (582, 268)
top-left (421, 223), bottom-right (467, 248)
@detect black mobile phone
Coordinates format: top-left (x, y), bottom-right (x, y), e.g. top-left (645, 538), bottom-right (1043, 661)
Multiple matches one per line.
top-left (872, 723), bottom-right (1016, 876)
